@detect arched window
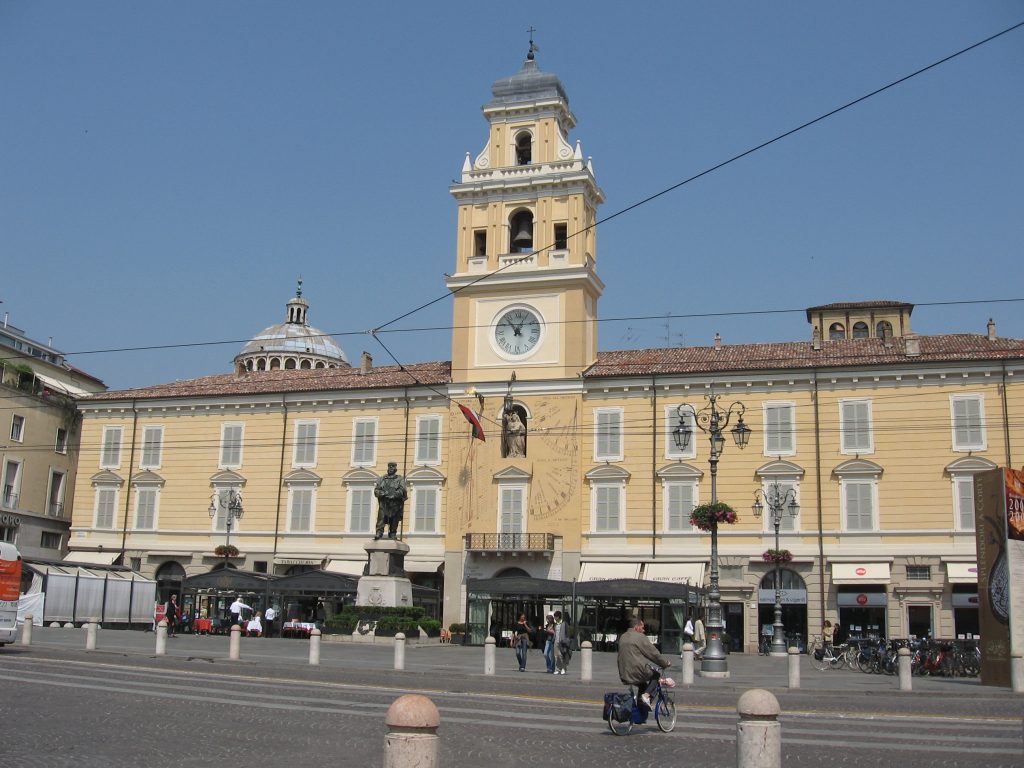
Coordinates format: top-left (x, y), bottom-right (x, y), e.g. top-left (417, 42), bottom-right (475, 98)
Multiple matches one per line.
top-left (509, 210), bottom-right (534, 252)
top-left (257, 359), bottom-right (266, 371)
top-left (315, 361), bottom-right (325, 369)
top-left (284, 359), bottom-right (296, 370)
top-left (270, 358), bottom-right (281, 370)
top-left (876, 320), bottom-right (893, 339)
top-left (759, 568), bottom-right (806, 591)
top-left (514, 131), bottom-right (532, 165)
top-left (300, 360), bottom-right (311, 369)
top-left (852, 322), bottom-right (869, 339)
top-left (829, 323), bottom-right (846, 340)
top-left (495, 567), bottom-right (530, 578)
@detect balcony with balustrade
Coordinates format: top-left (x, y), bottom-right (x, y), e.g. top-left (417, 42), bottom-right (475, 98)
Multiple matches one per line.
top-left (464, 532), bottom-right (555, 554)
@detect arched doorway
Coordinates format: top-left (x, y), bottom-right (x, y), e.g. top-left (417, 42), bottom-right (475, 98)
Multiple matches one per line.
top-left (155, 561), bottom-right (187, 622)
top-left (758, 568), bottom-right (808, 650)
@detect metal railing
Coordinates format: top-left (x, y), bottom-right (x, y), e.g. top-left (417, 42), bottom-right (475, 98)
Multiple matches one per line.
top-left (464, 532), bottom-right (555, 552)
top-left (1, 489), bottom-right (18, 509)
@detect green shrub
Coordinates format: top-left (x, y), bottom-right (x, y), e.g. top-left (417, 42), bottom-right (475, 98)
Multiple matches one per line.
top-left (419, 619), bottom-right (442, 635)
top-left (449, 622), bottom-right (467, 633)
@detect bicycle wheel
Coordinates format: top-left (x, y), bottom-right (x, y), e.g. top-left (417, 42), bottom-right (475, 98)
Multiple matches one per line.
top-left (844, 646), bottom-right (858, 667)
top-left (829, 652), bottom-right (846, 670)
top-left (607, 710), bottom-right (633, 736)
top-left (856, 652), bottom-right (873, 673)
top-left (810, 645), bottom-right (830, 671)
top-left (655, 695), bottom-right (677, 733)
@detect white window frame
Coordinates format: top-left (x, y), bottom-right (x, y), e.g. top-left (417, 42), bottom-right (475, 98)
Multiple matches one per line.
top-left (139, 425), bottom-right (164, 470)
top-left (219, 423), bottom-right (245, 469)
top-left (591, 481), bottom-right (625, 533)
top-left (663, 480), bottom-right (698, 532)
top-left (411, 485), bottom-right (439, 534)
top-left (10, 414), bottom-right (25, 443)
top-left (950, 394), bottom-right (986, 452)
top-left (55, 427), bottom-right (69, 454)
top-left (594, 407), bottom-right (624, 462)
top-left (665, 406), bottom-right (696, 460)
top-left (293, 420), bottom-right (319, 468)
top-left (100, 426), bottom-right (123, 469)
top-left (351, 417), bottom-right (378, 467)
top-left (346, 485), bottom-right (374, 534)
top-left (3, 458), bottom-right (23, 507)
top-left (952, 476), bottom-right (977, 532)
top-left (839, 398), bottom-right (873, 455)
top-left (133, 486), bottom-right (160, 531)
top-left (760, 479), bottom-right (800, 533)
top-left (763, 401), bottom-right (796, 457)
top-left (840, 478), bottom-right (878, 532)
top-left (93, 486), bottom-right (119, 529)
top-left (415, 415), bottom-right (442, 466)
top-left (287, 485), bottom-right (316, 532)
top-left (47, 470), bottom-right (66, 516)
top-left (498, 483), bottom-right (527, 534)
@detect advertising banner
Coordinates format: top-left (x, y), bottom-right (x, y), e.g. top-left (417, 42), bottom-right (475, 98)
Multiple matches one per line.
top-left (975, 467), bottom-right (1024, 687)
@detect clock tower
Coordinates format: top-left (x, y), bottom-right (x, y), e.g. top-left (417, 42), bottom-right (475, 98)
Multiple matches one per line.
top-left (447, 48), bottom-right (605, 383)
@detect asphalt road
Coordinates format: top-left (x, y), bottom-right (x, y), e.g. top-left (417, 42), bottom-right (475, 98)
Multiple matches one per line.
top-left (1, 627), bottom-right (1021, 768)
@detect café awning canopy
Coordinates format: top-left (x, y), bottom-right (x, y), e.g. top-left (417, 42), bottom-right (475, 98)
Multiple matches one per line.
top-left (946, 562), bottom-right (979, 583)
top-left (831, 562), bottom-right (891, 584)
top-left (182, 566), bottom-right (274, 593)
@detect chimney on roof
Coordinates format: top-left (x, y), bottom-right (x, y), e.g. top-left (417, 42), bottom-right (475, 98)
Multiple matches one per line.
top-left (360, 352), bottom-right (373, 374)
top-left (714, 333), bottom-right (722, 351)
top-left (904, 333), bottom-right (920, 357)
top-left (812, 326), bottom-right (822, 351)
top-left (987, 318), bottom-right (996, 341)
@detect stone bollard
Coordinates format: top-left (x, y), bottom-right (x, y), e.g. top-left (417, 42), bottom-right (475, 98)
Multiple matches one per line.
top-left (581, 640), bottom-right (593, 682)
top-left (85, 622), bottom-right (98, 651)
top-left (155, 619), bottom-right (168, 656)
top-left (229, 624), bottom-right (242, 660)
top-left (394, 632), bottom-right (406, 671)
top-left (736, 689), bottom-right (781, 768)
top-left (484, 635), bottom-right (495, 676)
top-left (384, 694), bottom-right (440, 768)
top-left (309, 628), bottom-right (321, 666)
top-left (681, 643), bottom-right (695, 686)
top-left (898, 646), bottom-right (912, 692)
top-left (787, 646), bottom-right (800, 689)
top-left (63, 622), bottom-right (74, 629)
top-left (49, 622), bottom-right (60, 628)
top-left (1011, 652), bottom-right (1024, 694)
top-left (21, 614), bottom-right (33, 646)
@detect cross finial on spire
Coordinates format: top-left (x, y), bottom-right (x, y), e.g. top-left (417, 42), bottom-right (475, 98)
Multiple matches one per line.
top-left (296, 276), bottom-right (303, 298)
top-left (527, 27), bottom-right (539, 61)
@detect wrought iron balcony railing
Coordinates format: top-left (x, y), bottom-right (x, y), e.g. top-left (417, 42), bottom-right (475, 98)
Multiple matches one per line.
top-left (464, 532), bottom-right (555, 553)
top-left (1, 489), bottom-right (18, 509)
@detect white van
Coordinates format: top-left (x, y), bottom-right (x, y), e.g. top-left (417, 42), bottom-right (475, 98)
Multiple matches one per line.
top-left (0, 542), bottom-right (22, 645)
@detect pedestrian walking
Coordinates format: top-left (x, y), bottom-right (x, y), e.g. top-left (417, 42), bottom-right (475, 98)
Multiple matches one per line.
top-left (166, 595), bottom-right (180, 637)
top-left (542, 614), bottom-right (556, 673)
top-left (513, 614), bottom-right (532, 672)
top-left (229, 596), bottom-right (252, 626)
top-left (553, 610), bottom-right (570, 675)
top-left (693, 615), bottom-right (706, 659)
top-left (264, 605), bottom-right (278, 638)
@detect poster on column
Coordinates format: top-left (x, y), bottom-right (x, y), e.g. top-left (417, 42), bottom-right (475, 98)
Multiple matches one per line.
top-left (974, 467), bottom-right (1024, 687)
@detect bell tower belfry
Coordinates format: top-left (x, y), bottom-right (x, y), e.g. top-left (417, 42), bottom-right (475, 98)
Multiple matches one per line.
top-left (447, 46), bottom-right (605, 383)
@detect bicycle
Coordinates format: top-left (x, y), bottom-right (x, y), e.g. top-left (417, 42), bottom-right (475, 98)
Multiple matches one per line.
top-left (810, 641), bottom-right (850, 671)
top-left (606, 667), bottom-right (677, 735)
top-left (758, 633), bottom-right (773, 655)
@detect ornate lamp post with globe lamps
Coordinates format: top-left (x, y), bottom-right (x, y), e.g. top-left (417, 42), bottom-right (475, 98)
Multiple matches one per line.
top-left (209, 489), bottom-right (244, 566)
top-left (674, 394), bottom-right (751, 677)
top-left (752, 482), bottom-right (799, 656)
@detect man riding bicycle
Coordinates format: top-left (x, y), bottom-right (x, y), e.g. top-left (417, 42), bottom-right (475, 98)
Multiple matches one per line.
top-left (617, 616), bottom-right (672, 708)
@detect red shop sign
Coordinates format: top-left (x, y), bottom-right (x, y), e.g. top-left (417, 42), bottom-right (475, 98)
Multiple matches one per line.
top-left (856, 594), bottom-right (869, 605)
top-left (855, 567), bottom-right (867, 576)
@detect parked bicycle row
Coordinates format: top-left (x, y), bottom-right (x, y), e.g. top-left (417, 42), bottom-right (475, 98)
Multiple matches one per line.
top-left (807, 637), bottom-right (981, 677)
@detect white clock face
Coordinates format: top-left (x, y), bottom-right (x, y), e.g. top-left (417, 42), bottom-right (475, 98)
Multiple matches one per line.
top-left (494, 307), bottom-right (542, 357)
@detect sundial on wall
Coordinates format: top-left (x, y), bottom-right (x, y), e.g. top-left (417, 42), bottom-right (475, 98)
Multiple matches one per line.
top-left (529, 399), bottom-right (579, 521)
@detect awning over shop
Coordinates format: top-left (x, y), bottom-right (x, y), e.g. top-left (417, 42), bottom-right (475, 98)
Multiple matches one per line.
top-left (831, 562), bottom-right (890, 584)
top-left (324, 559), bottom-right (365, 575)
top-left (63, 551), bottom-right (120, 566)
top-left (946, 562), bottom-right (979, 583)
top-left (405, 560), bottom-right (443, 574)
top-left (643, 562), bottom-right (705, 588)
top-left (33, 372), bottom-right (93, 397)
top-left (578, 562), bottom-right (640, 581)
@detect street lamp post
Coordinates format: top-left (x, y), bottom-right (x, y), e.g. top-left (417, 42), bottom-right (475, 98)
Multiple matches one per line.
top-left (209, 489), bottom-right (244, 566)
top-left (674, 394), bottom-right (751, 677)
top-left (752, 482), bottom-right (799, 657)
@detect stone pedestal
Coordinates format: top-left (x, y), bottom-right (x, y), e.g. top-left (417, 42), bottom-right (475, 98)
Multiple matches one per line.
top-left (356, 539), bottom-right (413, 609)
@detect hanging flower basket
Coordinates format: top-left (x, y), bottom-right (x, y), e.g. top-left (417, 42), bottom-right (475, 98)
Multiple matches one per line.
top-left (214, 544), bottom-right (239, 558)
top-left (762, 548), bottom-right (793, 564)
top-left (689, 502), bottom-right (738, 532)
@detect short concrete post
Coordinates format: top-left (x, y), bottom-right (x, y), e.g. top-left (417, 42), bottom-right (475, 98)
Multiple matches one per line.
top-left (20, 614), bottom-right (33, 646)
top-left (898, 646), bottom-right (912, 692)
top-left (155, 619), bottom-right (168, 656)
top-left (681, 643), bottom-right (695, 686)
top-left (49, 622), bottom-right (60, 628)
top-left (384, 694), bottom-right (440, 768)
top-left (63, 622), bottom-right (74, 629)
top-left (736, 689), bottom-right (781, 768)
top-left (581, 640), bottom-right (593, 682)
top-left (309, 628), bottom-right (321, 666)
top-left (787, 646), bottom-right (800, 689)
top-left (483, 635), bottom-right (495, 676)
top-left (394, 632), bottom-right (406, 671)
top-left (1011, 652), bottom-right (1024, 693)
top-left (85, 622), bottom-right (98, 651)
top-left (229, 624), bottom-right (242, 660)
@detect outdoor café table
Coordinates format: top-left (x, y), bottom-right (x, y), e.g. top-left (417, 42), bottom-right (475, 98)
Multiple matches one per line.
top-left (281, 621), bottom-right (317, 638)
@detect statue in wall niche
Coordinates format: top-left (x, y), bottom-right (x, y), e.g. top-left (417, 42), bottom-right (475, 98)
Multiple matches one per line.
top-left (502, 406), bottom-right (527, 458)
top-left (373, 462), bottom-right (407, 540)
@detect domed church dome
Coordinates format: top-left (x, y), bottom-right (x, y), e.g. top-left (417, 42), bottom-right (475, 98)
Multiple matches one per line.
top-left (234, 281), bottom-right (350, 373)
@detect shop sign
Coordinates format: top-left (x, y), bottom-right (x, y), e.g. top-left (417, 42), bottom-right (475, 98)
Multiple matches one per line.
top-left (0, 514), bottom-right (20, 527)
top-left (837, 591), bottom-right (887, 607)
top-left (951, 593), bottom-right (980, 608)
top-left (758, 588), bottom-right (807, 605)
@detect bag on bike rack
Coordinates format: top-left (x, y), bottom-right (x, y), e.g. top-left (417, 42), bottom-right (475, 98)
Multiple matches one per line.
top-left (813, 647), bottom-right (824, 661)
top-left (603, 692), bottom-right (634, 723)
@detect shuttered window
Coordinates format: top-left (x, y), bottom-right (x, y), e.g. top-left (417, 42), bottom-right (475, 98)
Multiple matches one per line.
top-left (101, 426), bottom-right (123, 468)
top-left (955, 478), bottom-right (976, 531)
top-left (294, 421), bottom-right (318, 467)
top-left (414, 488), bottom-right (438, 533)
top-left (135, 488), bottom-right (158, 530)
top-left (353, 419), bottom-right (377, 465)
top-left (595, 409), bottom-right (623, 461)
top-left (500, 487), bottom-right (524, 533)
top-left (843, 480), bottom-right (875, 531)
top-left (290, 488), bottom-right (314, 531)
top-left (594, 485), bottom-right (621, 532)
top-left (349, 487), bottom-right (372, 533)
top-left (952, 396), bottom-right (985, 451)
top-left (840, 400), bottom-right (872, 453)
top-left (666, 482), bottom-right (695, 531)
top-left (220, 424), bottom-right (244, 468)
top-left (95, 488), bottom-right (117, 529)
top-left (140, 426), bottom-right (163, 469)
top-left (416, 416), bottom-right (441, 464)
top-left (764, 403), bottom-right (794, 454)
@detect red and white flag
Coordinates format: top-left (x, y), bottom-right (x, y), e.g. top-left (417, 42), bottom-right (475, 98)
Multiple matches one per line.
top-left (458, 403), bottom-right (486, 441)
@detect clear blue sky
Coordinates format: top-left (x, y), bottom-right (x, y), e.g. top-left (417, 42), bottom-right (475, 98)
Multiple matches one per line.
top-left (2, 2), bottom-right (1022, 390)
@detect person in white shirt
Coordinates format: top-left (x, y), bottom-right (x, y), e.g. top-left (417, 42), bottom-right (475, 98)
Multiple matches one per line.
top-left (229, 596), bottom-right (252, 627)
top-left (246, 612), bottom-right (263, 637)
top-left (264, 606), bottom-right (278, 638)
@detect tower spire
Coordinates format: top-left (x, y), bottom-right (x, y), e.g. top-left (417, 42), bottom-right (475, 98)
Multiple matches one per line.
top-left (526, 26), bottom-right (538, 61)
